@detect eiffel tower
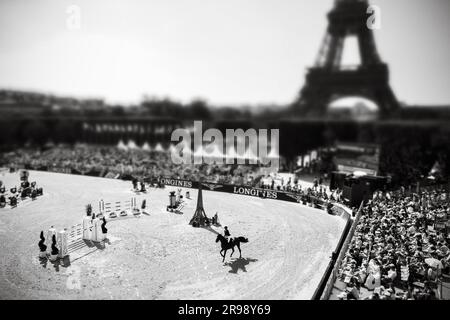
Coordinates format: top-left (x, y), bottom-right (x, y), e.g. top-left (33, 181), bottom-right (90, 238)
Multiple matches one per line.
top-left (294, 0), bottom-right (399, 117)
top-left (189, 182), bottom-right (208, 227)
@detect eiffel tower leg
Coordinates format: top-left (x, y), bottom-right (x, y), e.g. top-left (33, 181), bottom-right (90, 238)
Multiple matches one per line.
top-left (332, 37), bottom-right (344, 69)
top-left (315, 33), bottom-right (331, 67)
top-left (358, 31), bottom-right (381, 65)
top-left (324, 36), bottom-right (341, 69)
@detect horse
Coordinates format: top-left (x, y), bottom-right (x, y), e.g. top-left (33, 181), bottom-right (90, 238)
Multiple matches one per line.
top-left (215, 234), bottom-right (248, 262)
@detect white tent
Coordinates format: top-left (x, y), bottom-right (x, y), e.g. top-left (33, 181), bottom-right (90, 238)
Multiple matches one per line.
top-left (193, 145), bottom-right (204, 158)
top-left (225, 146), bottom-right (237, 159)
top-left (154, 143), bottom-right (164, 152)
top-left (268, 145), bottom-right (279, 159)
top-left (127, 139), bottom-right (138, 150)
top-left (429, 161), bottom-right (441, 175)
top-left (181, 146), bottom-right (192, 160)
top-left (117, 140), bottom-right (128, 151)
top-left (244, 147), bottom-right (259, 162)
top-left (168, 144), bottom-right (177, 153)
top-left (204, 144), bottom-right (224, 162)
top-left (141, 142), bottom-right (152, 151)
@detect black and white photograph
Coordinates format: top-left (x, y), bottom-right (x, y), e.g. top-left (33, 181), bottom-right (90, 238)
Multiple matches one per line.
top-left (0, 0), bottom-right (449, 308)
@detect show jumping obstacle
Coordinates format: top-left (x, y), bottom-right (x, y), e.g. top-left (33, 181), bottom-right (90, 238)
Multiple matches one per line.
top-left (39, 213), bottom-right (108, 261)
top-left (39, 196), bottom-right (146, 262)
top-left (98, 197), bottom-right (142, 218)
top-left (166, 189), bottom-right (185, 212)
top-left (0, 170), bottom-right (43, 209)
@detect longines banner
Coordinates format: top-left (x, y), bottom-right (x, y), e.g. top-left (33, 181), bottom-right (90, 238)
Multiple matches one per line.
top-left (159, 177), bottom-right (329, 207)
top-left (159, 177), bottom-right (282, 201)
top-left (159, 177), bottom-right (195, 189)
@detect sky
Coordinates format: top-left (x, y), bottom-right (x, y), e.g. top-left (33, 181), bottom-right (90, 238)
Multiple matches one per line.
top-left (0, 0), bottom-right (449, 106)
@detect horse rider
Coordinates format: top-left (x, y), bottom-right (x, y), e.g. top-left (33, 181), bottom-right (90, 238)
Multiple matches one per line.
top-left (224, 226), bottom-right (233, 244)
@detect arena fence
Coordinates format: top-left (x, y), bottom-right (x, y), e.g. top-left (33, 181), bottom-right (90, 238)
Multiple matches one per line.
top-left (311, 208), bottom-right (352, 300)
top-left (8, 167), bottom-right (337, 208)
top-left (318, 200), bottom-right (365, 300)
top-left (158, 177), bottom-right (334, 208)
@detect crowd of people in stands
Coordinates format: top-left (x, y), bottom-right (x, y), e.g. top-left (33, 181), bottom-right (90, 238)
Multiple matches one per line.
top-left (0, 144), bottom-right (271, 186)
top-left (337, 187), bottom-right (449, 300)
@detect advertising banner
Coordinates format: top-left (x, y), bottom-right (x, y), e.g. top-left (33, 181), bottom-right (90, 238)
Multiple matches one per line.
top-left (159, 177), bottom-right (331, 208)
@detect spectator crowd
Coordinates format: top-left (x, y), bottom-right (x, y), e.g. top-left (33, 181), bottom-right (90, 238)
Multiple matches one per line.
top-left (337, 187), bottom-right (449, 300)
top-left (0, 144), bottom-right (270, 186)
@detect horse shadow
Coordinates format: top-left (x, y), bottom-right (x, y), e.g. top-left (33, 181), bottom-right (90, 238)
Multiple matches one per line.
top-left (93, 241), bottom-right (106, 250)
top-left (83, 239), bottom-right (96, 248)
top-left (50, 259), bottom-right (60, 272)
top-left (39, 256), bottom-right (48, 268)
top-left (40, 254), bottom-right (71, 269)
top-left (201, 226), bottom-right (220, 235)
top-left (82, 239), bottom-right (107, 250)
top-left (224, 257), bottom-right (258, 274)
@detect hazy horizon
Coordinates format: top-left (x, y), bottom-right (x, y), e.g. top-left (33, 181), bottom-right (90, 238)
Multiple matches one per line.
top-left (1, 0), bottom-right (449, 107)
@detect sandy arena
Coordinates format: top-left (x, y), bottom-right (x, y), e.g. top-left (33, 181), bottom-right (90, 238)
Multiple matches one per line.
top-left (0, 170), bottom-right (345, 300)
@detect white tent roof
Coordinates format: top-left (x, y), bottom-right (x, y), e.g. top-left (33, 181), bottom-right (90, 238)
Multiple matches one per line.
top-left (193, 145), bottom-right (204, 157)
top-left (154, 143), bottom-right (164, 152)
top-left (430, 161), bottom-right (441, 175)
top-left (244, 147), bottom-right (258, 161)
top-left (204, 144), bottom-right (224, 159)
top-left (127, 140), bottom-right (138, 149)
top-left (225, 146), bottom-right (236, 159)
top-left (117, 139), bottom-right (128, 151)
top-left (181, 146), bottom-right (192, 156)
top-left (268, 146), bottom-right (279, 159)
top-left (141, 142), bottom-right (151, 151)
top-left (168, 144), bottom-right (177, 153)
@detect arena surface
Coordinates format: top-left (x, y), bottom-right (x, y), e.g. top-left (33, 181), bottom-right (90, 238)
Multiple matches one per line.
top-left (0, 170), bottom-right (345, 300)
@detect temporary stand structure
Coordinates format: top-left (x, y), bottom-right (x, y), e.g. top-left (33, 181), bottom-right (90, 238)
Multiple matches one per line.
top-left (189, 183), bottom-right (208, 227)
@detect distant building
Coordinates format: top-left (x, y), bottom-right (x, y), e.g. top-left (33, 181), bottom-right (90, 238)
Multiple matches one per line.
top-left (328, 100), bottom-right (378, 121)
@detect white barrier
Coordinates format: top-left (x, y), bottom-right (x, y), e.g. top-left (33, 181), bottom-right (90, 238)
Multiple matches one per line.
top-left (68, 223), bottom-right (83, 245)
top-left (57, 229), bottom-right (68, 258)
top-left (46, 227), bottom-right (57, 254)
top-left (99, 197), bottom-right (139, 218)
top-left (40, 198), bottom-right (143, 261)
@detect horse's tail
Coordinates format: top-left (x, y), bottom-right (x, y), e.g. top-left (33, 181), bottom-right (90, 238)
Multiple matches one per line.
top-left (237, 236), bottom-right (249, 243)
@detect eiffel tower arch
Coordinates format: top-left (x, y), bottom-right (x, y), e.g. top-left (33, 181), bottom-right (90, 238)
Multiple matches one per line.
top-left (294, 0), bottom-right (400, 118)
